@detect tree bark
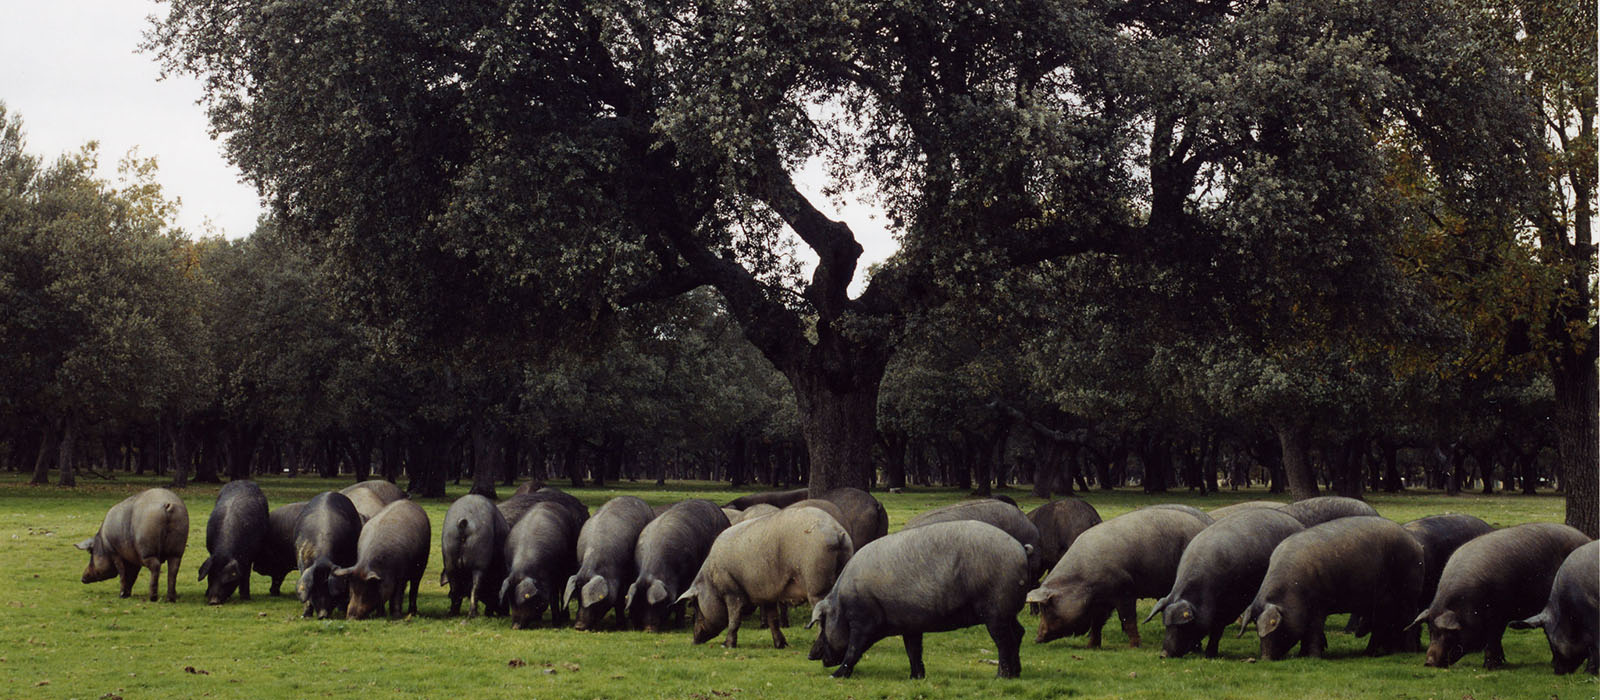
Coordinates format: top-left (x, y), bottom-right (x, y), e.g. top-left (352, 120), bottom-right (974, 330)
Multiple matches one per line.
top-left (1552, 346), bottom-right (1598, 536)
top-left (30, 419), bottom-right (56, 485)
top-left (791, 360), bottom-right (885, 497)
top-left (1274, 421), bottom-right (1319, 501)
top-left (57, 419), bottom-right (77, 488)
top-left (469, 419), bottom-right (501, 500)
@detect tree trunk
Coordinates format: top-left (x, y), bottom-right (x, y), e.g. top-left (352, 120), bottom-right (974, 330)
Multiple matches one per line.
top-left (1552, 344), bottom-right (1598, 536)
top-left (469, 420), bottom-right (501, 500)
top-left (1381, 442), bottom-right (1402, 493)
top-left (791, 362), bottom-right (884, 497)
top-left (1274, 421), bottom-right (1319, 501)
top-left (57, 419), bottom-right (77, 488)
top-left (30, 420), bottom-right (57, 485)
top-left (169, 421), bottom-right (191, 489)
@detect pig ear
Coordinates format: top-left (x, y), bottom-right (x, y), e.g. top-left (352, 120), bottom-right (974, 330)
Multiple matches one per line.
top-left (806, 599), bottom-right (830, 629)
top-left (1404, 609), bottom-right (1430, 631)
top-left (1163, 600), bottom-right (1196, 627)
top-left (647, 579), bottom-right (669, 606)
top-left (675, 586), bottom-right (697, 606)
top-left (563, 576), bottom-right (580, 606)
top-left (581, 577), bottom-right (609, 608)
top-left (1024, 587), bottom-right (1054, 605)
top-left (623, 581), bottom-right (639, 610)
top-left (332, 567), bottom-right (354, 579)
top-left (197, 557), bottom-right (213, 581)
top-left (1143, 596), bottom-right (1168, 624)
top-left (1509, 612), bottom-right (1547, 630)
top-left (75, 538), bottom-right (94, 551)
top-left (1433, 610), bottom-right (1461, 631)
top-left (440, 569), bottom-right (449, 587)
top-left (1237, 605), bottom-right (1257, 638)
top-left (499, 577), bottom-right (516, 608)
top-left (363, 570), bottom-right (381, 583)
top-left (1256, 605), bottom-right (1283, 639)
top-left (221, 560), bottom-right (241, 580)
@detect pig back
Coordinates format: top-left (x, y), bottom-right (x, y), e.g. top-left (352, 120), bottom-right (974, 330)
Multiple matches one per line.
top-left (340, 479), bottom-right (406, 506)
top-left (256, 501), bottom-right (306, 577)
top-left (207, 481), bottom-right (268, 559)
top-left (1044, 507), bottom-right (1208, 598)
top-left (818, 487), bottom-right (889, 549)
top-left (725, 488), bottom-right (809, 510)
top-left (837, 521), bottom-right (1029, 632)
top-left (129, 488), bottom-right (190, 562)
top-left (635, 499), bottom-right (729, 585)
top-left (1165, 508), bottom-right (1303, 620)
top-left (442, 494), bottom-right (508, 571)
top-left (1277, 496), bottom-right (1378, 527)
top-left (1429, 522), bottom-right (1589, 622)
top-left (1403, 514), bottom-right (1494, 604)
top-left (294, 492), bottom-right (362, 570)
top-left (906, 500), bottom-right (1040, 554)
top-left (1027, 499), bottom-right (1103, 568)
top-left (354, 500), bottom-right (431, 580)
top-left (1258, 516), bottom-right (1421, 614)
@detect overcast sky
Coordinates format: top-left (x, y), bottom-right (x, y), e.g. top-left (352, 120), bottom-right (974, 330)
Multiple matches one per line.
top-left (1, 1), bottom-right (263, 238)
top-left (0, 1), bottom-right (895, 291)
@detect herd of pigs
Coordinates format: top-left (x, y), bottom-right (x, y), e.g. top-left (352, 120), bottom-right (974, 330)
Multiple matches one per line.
top-left (74, 481), bottom-right (1597, 679)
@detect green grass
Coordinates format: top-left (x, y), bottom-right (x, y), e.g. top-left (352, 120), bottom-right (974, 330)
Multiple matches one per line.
top-left (2, 474), bottom-right (1594, 699)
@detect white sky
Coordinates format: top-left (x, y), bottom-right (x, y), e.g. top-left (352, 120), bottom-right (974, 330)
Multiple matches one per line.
top-left (0, 1), bottom-right (895, 292)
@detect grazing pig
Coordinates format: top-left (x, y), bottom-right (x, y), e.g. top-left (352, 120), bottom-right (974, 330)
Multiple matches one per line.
top-left (502, 501), bottom-right (583, 629)
top-left (1510, 540), bottom-right (1598, 675)
top-left (1138, 504), bottom-right (1215, 526)
top-left (906, 500), bottom-right (1043, 577)
top-left (1239, 516), bottom-right (1423, 659)
top-left (198, 480), bottom-right (269, 605)
top-left (1207, 500), bottom-right (1284, 520)
top-left (440, 494), bottom-right (509, 617)
top-left (294, 491), bottom-right (363, 618)
top-left (344, 487), bottom-right (387, 523)
top-left (340, 479), bottom-right (406, 506)
top-left (76, 488), bottom-right (189, 602)
top-left (1403, 514), bottom-right (1495, 613)
top-left (1411, 522), bottom-right (1589, 669)
top-left (787, 499), bottom-right (848, 532)
top-left (626, 499), bottom-right (730, 631)
top-left (725, 488), bottom-right (809, 510)
top-left (253, 501), bottom-right (305, 595)
top-left (566, 496), bottom-right (656, 630)
top-left (819, 487), bottom-right (889, 550)
top-left (1026, 499), bottom-right (1103, 571)
top-left (1276, 496), bottom-right (1377, 527)
top-left (1027, 508), bottom-right (1209, 648)
top-left (497, 487), bottom-right (589, 529)
top-left (1145, 508), bottom-right (1304, 657)
top-left (335, 500), bottom-right (431, 620)
top-left (736, 503), bottom-right (779, 522)
top-left (807, 521), bottom-right (1031, 679)
top-left (682, 506), bottom-right (853, 649)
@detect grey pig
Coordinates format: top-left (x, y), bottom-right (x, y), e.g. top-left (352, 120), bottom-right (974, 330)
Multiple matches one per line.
top-left (1510, 540), bottom-right (1598, 675)
top-left (198, 480), bottom-right (269, 605)
top-left (440, 494), bottom-right (509, 617)
top-left (1411, 521), bottom-right (1588, 669)
top-left (626, 499), bottom-right (729, 631)
top-left (77, 488), bottom-right (189, 602)
top-left (1027, 508), bottom-right (1209, 648)
top-left (502, 501), bottom-right (583, 628)
top-left (566, 495), bottom-right (655, 630)
top-left (253, 500), bottom-right (305, 595)
top-left (1276, 496), bottom-right (1377, 527)
top-left (335, 499), bottom-right (431, 619)
top-left (817, 487), bottom-right (889, 550)
top-left (1146, 508), bottom-right (1304, 657)
top-left (294, 491), bottom-right (362, 618)
top-left (1026, 499), bottom-right (1103, 571)
top-left (681, 506), bottom-right (853, 648)
top-left (808, 520), bottom-right (1031, 679)
top-left (1239, 516), bottom-right (1423, 659)
top-left (906, 499), bottom-right (1042, 578)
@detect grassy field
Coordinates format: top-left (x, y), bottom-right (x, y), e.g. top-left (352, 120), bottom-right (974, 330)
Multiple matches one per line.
top-left (2, 474), bottom-right (1593, 700)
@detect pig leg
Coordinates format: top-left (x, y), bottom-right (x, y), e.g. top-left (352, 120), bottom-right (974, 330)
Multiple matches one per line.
top-left (903, 632), bottom-right (925, 679)
top-left (116, 560), bottom-right (137, 598)
top-left (722, 593), bottom-right (745, 648)
top-left (407, 577), bottom-right (421, 617)
top-left (764, 604), bottom-right (787, 649)
top-left (165, 556), bottom-right (181, 602)
top-left (832, 625), bottom-right (878, 679)
top-left (240, 570), bottom-right (252, 601)
top-left (1116, 596), bottom-right (1141, 648)
top-left (142, 557), bottom-right (163, 601)
top-left (989, 616), bottom-right (1024, 678)
top-left (1087, 608), bottom-right (1108, 649)
top-left (1204, 626), bottom-right (1222, 658)
top-left (269, 574), bottom-right (284, 597)
top-left (467, 570), bottom-right (482, 618)
top-left (1302, 615), bottom-right (1327, 658)
top-left (1482, 624), bottom-right (1507, 669)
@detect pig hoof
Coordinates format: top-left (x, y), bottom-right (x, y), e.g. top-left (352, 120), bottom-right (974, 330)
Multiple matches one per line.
top-left (831, 666), bottom-right (854, 679)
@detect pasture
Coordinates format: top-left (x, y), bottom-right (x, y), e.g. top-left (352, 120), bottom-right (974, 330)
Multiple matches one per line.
top-left (2, 475), bottom-right (1592, 699)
